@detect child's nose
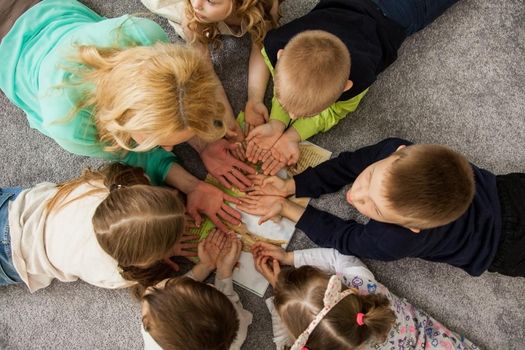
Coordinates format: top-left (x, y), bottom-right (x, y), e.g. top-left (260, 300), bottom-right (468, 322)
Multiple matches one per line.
top-left (192, 0), bottom-right (204, 10)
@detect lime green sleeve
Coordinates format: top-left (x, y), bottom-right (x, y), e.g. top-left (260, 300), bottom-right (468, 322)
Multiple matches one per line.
top-left (290, 89), bottom-right (369, 141)
top-left (260, 48), bottom-right (292, 126)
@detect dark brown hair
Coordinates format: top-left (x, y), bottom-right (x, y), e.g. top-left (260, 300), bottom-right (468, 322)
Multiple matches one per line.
top-left (273, 266), bottom-right (395, 349)
top-left (142, 276), bottom-right (240, 350)
top-left (275, 30), bottom-right (351, 117)
top-left (385, 144), bottom-right (475, 229)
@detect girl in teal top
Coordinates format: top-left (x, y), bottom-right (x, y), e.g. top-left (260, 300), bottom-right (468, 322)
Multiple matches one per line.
top-left (0, 0), bottom-right (255, 231)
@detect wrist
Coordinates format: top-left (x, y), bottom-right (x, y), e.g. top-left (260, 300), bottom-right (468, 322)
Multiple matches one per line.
top-left (282, 128), bottom-right (301, 143)
top-left (284, 251), bottom-right (294, 266)
top-left (216, 267), bottom-right (233, 280)
top-left (281, 199), bottom-right (305, 223)
top-left (269, 119), bottom-right (286, 134)
top-left (284, 178), bottom-right (296, 196)
top-left (192, 262), bottom-right (216, 281)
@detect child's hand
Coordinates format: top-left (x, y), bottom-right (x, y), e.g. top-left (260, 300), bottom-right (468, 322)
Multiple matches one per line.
top-left (264, 131), bottom-right (301, 175)
top-left (186, 181), bottom-right (241, 232)
top-left (245, 120), bottom-right (285, 163)
top-left (237, 195), bottom-right (285, 224)
top-left (225, 121), bottom-right (245, 144)
top-left (200, 139), bottom-right (256, 191)
top-left (197, 229), bottom-right (228, 270)
top-left (260, 153), bottom-right (287, 176)
top-left (251, 242), bottom-right (294, 266)
top-left (253, 254), bottom-right (281, 288)
top-left (246, 174), bottom-right (294, 197)
top-left (245, 100), bottom-right (269, 134)
top-left (163, 233), bottom-right (199, 271)
top-left (216, 234), bottom-right (242, 279)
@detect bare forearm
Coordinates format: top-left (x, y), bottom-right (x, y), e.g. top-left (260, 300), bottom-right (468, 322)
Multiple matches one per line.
top-left (164, 163), bottom-right (200, 194)
top-left (281, 199), bottom-right (305, 222)
top-left (247, 43), bottom-right (270, 103)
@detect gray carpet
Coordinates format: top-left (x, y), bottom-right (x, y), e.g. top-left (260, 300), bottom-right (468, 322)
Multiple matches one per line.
top-left (1, 0), bottom-right (524, 349)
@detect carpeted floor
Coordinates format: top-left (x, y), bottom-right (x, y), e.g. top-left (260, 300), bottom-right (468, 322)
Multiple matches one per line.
top-left (1, 0), bottom-right (524, 349)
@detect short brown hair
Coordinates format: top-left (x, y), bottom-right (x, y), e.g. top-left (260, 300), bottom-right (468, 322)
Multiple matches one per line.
top-left (274, 30), bottom-right (350, 117)
top-left (273, 266), bottom-right (395, 349)
top-left (385, 144), bottom-right (475, 229)
top-left (142, 277), bottom-right (240, 350)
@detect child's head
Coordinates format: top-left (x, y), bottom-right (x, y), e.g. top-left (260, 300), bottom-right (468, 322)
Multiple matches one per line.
top-left (141, 276), bottom-right (240, 350)
top-left (47, 163), bottom-right (186, 286)
top-left (186, 0), bottom-right (277, 45)
top-left (273, 266), bottom-right (395, 350)
top-left (274, 30), bottom-right (351, 118)
top-left (70, 43), bottom-right (225, 153)
top-left (347, 143), bottom-right (475, 231)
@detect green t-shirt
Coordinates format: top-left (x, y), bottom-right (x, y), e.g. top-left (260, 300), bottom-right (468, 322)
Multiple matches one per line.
top-left (261, 48), bottom-right (369, 141)
top-left (0, 0), bottom-right (178, 185)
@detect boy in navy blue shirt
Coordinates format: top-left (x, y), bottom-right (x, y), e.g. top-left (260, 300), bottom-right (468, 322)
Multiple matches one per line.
top-left (238, 138), bottom-right (525, 277)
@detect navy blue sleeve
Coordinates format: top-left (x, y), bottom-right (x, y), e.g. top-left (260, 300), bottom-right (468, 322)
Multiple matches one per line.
top-left (296, 205), bottom-right (416, 260)
top-left (294, 138), bottom-right (411, 198)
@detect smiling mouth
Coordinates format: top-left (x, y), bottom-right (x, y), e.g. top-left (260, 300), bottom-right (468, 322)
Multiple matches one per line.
top-left (195, 13), bottom-right (206, 21)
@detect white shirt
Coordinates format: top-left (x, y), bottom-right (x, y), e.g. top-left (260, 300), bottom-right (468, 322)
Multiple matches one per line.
top-left (8, 182), bottom-right (132, 292)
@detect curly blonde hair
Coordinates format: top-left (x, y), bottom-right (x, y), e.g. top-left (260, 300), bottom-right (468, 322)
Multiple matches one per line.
top-left (66, 43), bottom-right (225, 154)
top-left (185, 0), bottom-right (278, 45)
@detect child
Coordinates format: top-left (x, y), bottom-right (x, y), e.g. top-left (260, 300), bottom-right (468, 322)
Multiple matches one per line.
top-left (0, 163), bottom-right (196, 291)
top-left (239, 138), bottom-right (525, 277)
top-left (252, 243), bottom-right (479, 349)
top-left (245, 0), bottom-right (459, 175)
top-left (140, 0), bottom-right (281, 133)
top-left (141, 229), bottom-right (252, 350)
top-left (0, 0), bottom-right (255, 232)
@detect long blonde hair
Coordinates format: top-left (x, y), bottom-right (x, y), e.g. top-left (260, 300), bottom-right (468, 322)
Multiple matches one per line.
top-left (66, 43), bottom-right (225, 153)
top-left (273, 266), bottom-right (396, 349)
top-left (186, 0), bottom-right (277, 45)
top-left (46, 163), bottom-right (186, 287)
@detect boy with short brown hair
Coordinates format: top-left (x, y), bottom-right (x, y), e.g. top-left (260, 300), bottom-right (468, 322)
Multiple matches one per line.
top-left (239, 138), bottom-right (525, 277)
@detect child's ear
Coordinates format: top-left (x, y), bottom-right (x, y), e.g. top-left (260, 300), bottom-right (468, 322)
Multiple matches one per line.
top-left (277, 49), bottom-right (284, 60)
top-left (343, 80), bottom-right (353, 92)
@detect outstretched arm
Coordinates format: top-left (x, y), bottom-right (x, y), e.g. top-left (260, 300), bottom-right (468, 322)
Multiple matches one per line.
top-left (245, 43), bottom-right (271, 133)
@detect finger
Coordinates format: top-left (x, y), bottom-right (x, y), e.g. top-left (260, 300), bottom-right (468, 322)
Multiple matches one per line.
top-left (209, 215), bottom-right (229, 232)
top-left (222, 203), bottom-right (242, 220)
top-left (247, 174), bottom-right (264, 184)
top-left (224, 172), bottom-right (247, 191)
top-left (238, 196), bottom-right (259, 206)
top-left (177, 250), bottom-right (198, 257)
top-left (259, 211), bottom-right (274, 225)
top-left (269, 161), bottom-right (286, 176)
top-left (230, 168), bottom-right (253, 187)
top-left (217, 175), bottom-right (233, 189)
top-left (187, 209), bottom-right (202, 228)
top-left (253, 145), bottom-right (264, 162)
top-left (289, 151), bottom-right (300, 165)
top-left (272, 258), bottom-right (281, 276)
top-left (231, 157), bottom-right (257, 175)
top-left (245, 140), bottom-right (256, 162)
top-left (180, 233), bottom-right (199, 241)
top-left (223, 193), bottom-right (241, 205)
top-left (261, 149), bottom-right (273, 163)
top-left (218, 207), bottom-right (241, 226)
top-left (233, 145), bottom-right (246, 162)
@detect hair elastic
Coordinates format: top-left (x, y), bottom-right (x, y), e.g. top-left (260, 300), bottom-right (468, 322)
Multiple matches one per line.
top-left (109, 184), bottom-right (123, 192)
top-left (290, 275), bottom-right (354, 350)
top-left (356, 312), bottom-right (365, 326)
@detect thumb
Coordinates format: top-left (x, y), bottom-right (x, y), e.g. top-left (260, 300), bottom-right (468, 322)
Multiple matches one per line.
top-left (187, 209), bottom-right (202, 228)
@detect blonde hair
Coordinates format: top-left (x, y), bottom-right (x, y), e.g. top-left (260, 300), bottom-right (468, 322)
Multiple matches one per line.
top-left (142, 276), bottom-right (240, 350)
top-left (385, 144), bottom-right (475, 229)
top-left (274, 30), bottom-right (350, 117)
top-left (273, 266), bottom-right (395, 349)
top-left (46, 163), bottom-right (186, 287)
top-left (66, 43), bottom-right (225, 153)
top-left (185, 0), bottom-right (277, 45)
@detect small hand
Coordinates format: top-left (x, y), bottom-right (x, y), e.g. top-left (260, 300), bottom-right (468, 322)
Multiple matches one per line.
top-left (216, 233), bottom-right (243, 278)
top-left (262, 132), bottom-right (300, 175)
top-left (237, 195), bottom-right (284, 224)
top-left (253, 254), bottom-right (281, 288)
top-left (245, 100), bottom-right (269, 135)
top-left (186, 181), bottom-right (242, 232)
top-left (198, 229), bottom-right (229, 269)
top-left (245, 121), bottom-right (285, 163)
top-left (246, 174), bottom-right (291, 197)
top-left (251, 242), bottom-right (293, 266)
top-left (224, 121), bottom-right (245, 144)
top-left (201, 139), bottom-right (256, 190)
top-left (169, 233), bottom-right (199, 258)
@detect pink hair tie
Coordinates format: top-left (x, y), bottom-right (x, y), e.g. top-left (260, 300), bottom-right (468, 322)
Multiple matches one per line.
top-left (356, 312), bottom-right (365, 326)
top-left (301, 347), bottom-right (309, 350)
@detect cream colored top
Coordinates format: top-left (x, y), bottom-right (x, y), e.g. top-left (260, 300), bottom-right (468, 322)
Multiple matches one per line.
top-left (8, 182), bottom-right (133, 292)
top-left (140, 0), bottom-right (247, 40)
top-left (141, 275), bottom-right (253, 350)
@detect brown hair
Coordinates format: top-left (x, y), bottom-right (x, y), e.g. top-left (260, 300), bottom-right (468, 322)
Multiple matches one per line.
top-left (385, 144), bottom-right (475, 229)
top-left (185, 0), bottom-right (277, 46)
top-left (142, 276), bottom-right (240, 350)
top-left (46, 163), bottom-right (186, 287)
top-left (274, 30), bottom-right (350, 117)
top-left (273, 266), bottom-right (395, 349)
top-left (65, 43), bottom-right (225, 154)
